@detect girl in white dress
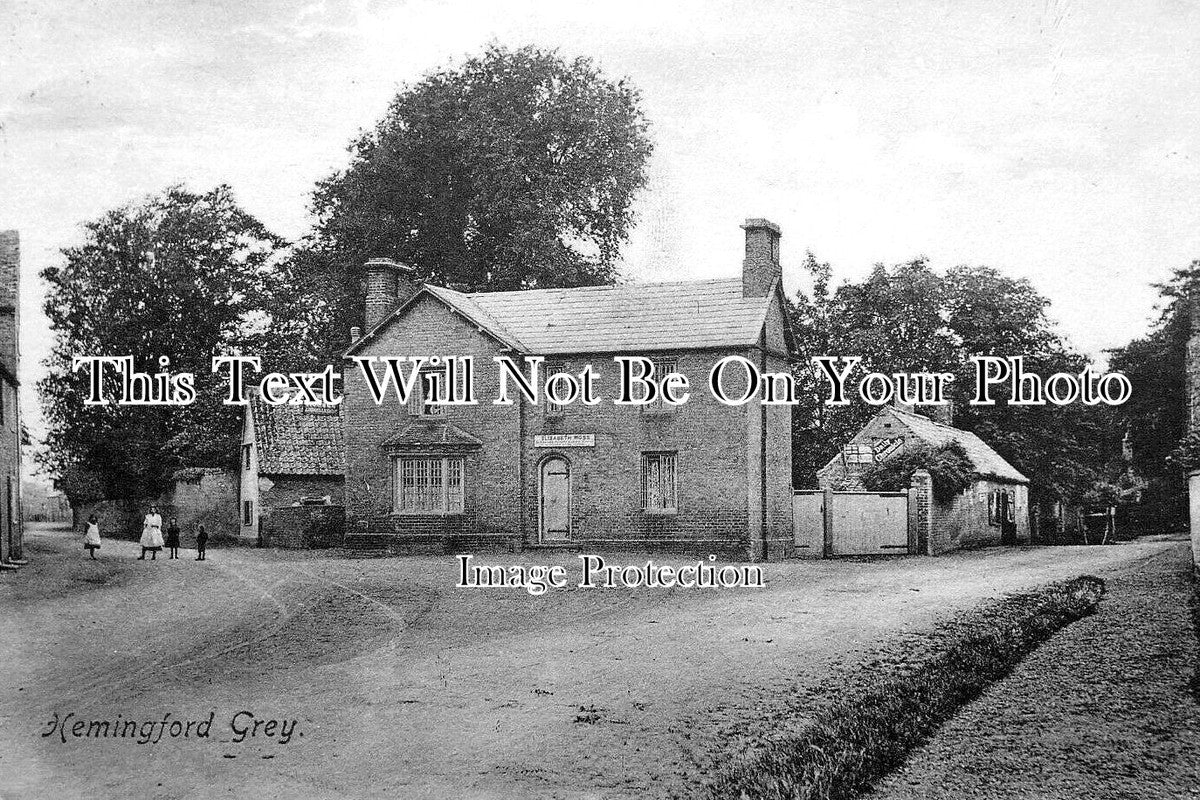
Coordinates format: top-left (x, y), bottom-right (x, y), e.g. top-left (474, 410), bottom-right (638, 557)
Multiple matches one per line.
top-left (83, 514), bottom-right (101, 559)
top-left (138, 506), bottom-right (164, 560)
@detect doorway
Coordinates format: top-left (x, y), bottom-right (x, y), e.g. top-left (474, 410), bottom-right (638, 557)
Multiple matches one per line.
top-left (539, 456), bottom-right (571, 542)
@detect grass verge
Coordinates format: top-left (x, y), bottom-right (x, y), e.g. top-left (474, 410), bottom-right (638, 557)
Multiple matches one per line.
top-left (1190, 576), bottom-right (1200, 702)
top-left (705, 575), bottom-right (1106, 800)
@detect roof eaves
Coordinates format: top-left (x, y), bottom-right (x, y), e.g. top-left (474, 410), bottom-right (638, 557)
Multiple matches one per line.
top-left (428, 286), bottom-right (529, 352)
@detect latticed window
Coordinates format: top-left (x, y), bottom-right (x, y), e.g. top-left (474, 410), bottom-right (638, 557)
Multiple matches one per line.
top-left (641, 452), bottom-right (678, 513)
top-left (395, 456), bottom-right (464, 514)
top-left (842, 443), bottom-right (875, 465)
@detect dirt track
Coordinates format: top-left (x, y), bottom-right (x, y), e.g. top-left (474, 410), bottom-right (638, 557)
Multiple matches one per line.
top-left (0, 523), bottom-right (1182, 799)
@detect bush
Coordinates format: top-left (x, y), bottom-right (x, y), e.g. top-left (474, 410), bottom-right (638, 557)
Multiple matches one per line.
top-left (705, 575), bottom-right (1106, 800)
top-left (861, 441), bottom-right (974, 503)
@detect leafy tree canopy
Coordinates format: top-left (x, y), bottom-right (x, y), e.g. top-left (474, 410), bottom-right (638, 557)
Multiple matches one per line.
top-left (306, 44), bottom-right (653, 359)
top-left (37, 185), bottom-right (304, 501)
top-left (1105, 259), bottom-right (1200, 529)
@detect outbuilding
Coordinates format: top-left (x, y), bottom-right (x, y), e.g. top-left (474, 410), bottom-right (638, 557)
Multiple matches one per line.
top-left (818, 405), bottom-right (1030, 553)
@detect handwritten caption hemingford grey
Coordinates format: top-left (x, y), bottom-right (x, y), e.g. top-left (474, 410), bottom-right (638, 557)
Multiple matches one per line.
top-left (41, 711), bottom-right (300, 745)
top-left (72, 354), bottom-right (1131, 408)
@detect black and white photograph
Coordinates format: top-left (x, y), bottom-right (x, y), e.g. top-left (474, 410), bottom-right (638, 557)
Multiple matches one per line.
top-left (2, 2), bottom-right (1199, 798)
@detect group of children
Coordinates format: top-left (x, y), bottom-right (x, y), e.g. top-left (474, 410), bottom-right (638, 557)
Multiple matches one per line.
top-left (83, 505), bottom-right (209, 561)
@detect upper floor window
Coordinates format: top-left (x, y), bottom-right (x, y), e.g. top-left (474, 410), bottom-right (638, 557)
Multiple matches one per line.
top-left (242, 443), bottom-right (253, 471)
top-left (408, 368), bottom-right (446, 417)
top-left (642, 357), bottom-right (678, 414)
top-left (544, 361), bottom-right (566, 415)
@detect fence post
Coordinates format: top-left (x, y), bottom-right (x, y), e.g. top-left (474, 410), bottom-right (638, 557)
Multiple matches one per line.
top-left (822, 487), bottom-right (834, 558)
top-left (911, 470), bottom-right (933, 555)
top-left (907, 486), bottom-right (919, 554)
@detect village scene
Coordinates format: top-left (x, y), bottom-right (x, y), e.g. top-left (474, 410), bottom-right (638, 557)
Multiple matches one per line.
top-left (2, 2), bottom-right (1200, 799)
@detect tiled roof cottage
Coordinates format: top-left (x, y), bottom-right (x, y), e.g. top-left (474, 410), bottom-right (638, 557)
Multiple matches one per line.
top-left (819, 405), bottom-right (1030, 552)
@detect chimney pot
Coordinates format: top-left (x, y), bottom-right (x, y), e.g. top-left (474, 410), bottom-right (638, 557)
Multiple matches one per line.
top-left (741, 218), bottom-right (782, 297)
top-left (349, 326), bottom-right (362, 343)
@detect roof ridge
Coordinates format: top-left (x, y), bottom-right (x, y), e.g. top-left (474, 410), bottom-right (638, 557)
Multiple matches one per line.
top-left (461, 276), bottom-right (741, 298)
top-left (889, 405), bottom-right (956, 429)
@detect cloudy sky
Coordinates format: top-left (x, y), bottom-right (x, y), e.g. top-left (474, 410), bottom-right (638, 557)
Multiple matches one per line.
top-left (2, 0), bottom-right (1199, 445)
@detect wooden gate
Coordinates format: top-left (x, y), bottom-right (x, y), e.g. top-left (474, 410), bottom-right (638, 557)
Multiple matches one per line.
top-left (793, 489), bottom-right (915, 556)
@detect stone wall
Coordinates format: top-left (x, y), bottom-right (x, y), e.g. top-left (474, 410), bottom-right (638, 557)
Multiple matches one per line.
top-left (73, 468), bottom-right (239, 546)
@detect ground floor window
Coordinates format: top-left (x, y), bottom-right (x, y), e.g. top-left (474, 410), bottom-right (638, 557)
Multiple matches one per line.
top-left (641, 452), bottom-right (678, 513)
top-left (243, 500), bottom-right (253, 525)
top-left (395, 456), bottom-right (464, 514)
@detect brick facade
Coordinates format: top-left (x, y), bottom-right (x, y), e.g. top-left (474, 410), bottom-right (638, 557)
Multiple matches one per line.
top-left (343, 229), bottom-right (795, 560)
top-left (0, 231), bottom-right (22, 568)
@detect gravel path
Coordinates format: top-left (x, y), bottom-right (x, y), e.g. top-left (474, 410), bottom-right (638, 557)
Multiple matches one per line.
top-left (872, 542), bottom-right (1200, 800)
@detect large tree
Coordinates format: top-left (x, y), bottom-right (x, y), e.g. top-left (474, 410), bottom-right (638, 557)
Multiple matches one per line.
top-left (1104, 261), bottom-right (1199, 530)
top-left (38, 185), bottom-right (305, 502)
top-left (305, 44), bottom-right (653, 358)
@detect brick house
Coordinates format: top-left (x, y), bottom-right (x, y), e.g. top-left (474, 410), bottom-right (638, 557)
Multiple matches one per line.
top-left (342, 219), bottom-right (795, 560)
top-left (238, 397), bottom-right (345, 547)
top-left (818, 405), bottom-right (1030, 553)
top-left (0, 231), bottom-right (23, 571)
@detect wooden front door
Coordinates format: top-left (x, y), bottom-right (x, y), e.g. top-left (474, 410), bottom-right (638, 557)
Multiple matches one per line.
top-left (540, 457), bottom-right (571, 541)
top-left (999, 490), bottom-right (1017, 545)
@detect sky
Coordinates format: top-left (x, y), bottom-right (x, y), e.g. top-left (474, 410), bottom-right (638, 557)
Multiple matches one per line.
top-left (2, 0), bottom-right (1199, 454)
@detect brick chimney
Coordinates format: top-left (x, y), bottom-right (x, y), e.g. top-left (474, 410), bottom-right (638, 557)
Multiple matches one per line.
top-left (356, 258), bottom-right (416, 331)
top-left (741, 218), bottom-right (782, 297)
top-left (928, 400), bottom-right (955, 427)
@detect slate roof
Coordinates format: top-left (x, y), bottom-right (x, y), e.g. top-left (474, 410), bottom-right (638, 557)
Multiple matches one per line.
top-left (886, 407), bottom-right (1029, 484)
top-left (249, 397), bottom-right (345, 476)
top-left (347, 277), bottom-right (784, 356)
top-left (380, 421), bottom-right (483, 450)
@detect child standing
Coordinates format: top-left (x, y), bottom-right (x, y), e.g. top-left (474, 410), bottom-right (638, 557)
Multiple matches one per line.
top-left (165, 517), bottom-right (181, 560)
top-left (195, 524), bottom-right (208, 561)
top-left (138, 505), bottom-right (163, 560)
top-left (83, 514), bottom-right (101, 559)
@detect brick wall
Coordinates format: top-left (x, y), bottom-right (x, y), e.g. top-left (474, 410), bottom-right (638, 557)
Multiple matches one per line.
top-left (519, 347), bottom-right (752, 555)
top-left (0, 231), bottom-right (21, 563)
top-left (262, 505), bottom-right (345, 549)
top-left (260, 475), bottom-right (344, 509)
top-left (344, 295), bottom-right (525, 540)
top-left (929, 479), bottom-right (1030, 554)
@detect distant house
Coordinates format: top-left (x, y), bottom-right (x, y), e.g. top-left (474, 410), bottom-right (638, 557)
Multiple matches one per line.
top-left (818, 405), bottom-right (1030, 553)
top-left (0, 232), bottom-right (23, 571)
top-left (341, 219), bottom-right (795, 559)
top-left (239, 398), bottom-right (345, 547)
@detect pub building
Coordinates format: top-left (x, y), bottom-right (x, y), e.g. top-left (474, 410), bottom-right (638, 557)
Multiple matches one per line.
top-left (342, 219), bottom-right (795, 561)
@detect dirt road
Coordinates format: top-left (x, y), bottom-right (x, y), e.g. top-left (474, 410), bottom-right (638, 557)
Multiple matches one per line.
top-left (0, 523), bottom-right (1181, 799)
